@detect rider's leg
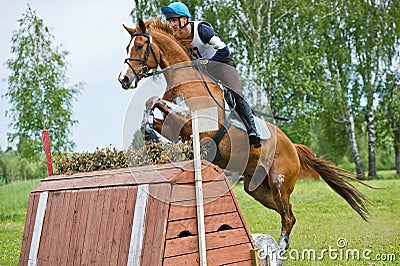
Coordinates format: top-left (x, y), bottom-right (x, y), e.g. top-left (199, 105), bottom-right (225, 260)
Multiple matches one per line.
top-left (204, 61), bottom-right (261, 148)
top-left (233, 91), bottom-right (261, 148)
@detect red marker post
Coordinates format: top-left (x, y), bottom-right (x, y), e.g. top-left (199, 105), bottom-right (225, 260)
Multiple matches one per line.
top-left (42, 129), bottom-right (53, 176)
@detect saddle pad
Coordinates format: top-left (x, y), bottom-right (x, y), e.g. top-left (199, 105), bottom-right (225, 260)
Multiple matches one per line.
top-left (228, 115), bottom-right (271, 140)
top-left (224, 97), bottom-right (271, 140)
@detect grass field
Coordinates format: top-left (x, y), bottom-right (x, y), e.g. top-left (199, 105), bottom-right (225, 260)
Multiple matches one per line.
top-left (233, 178), bottom-right (400, 265)
top-left (1, 176), bottom-right (399, 265)
top-left (0, 179), bottom-right (39, 266)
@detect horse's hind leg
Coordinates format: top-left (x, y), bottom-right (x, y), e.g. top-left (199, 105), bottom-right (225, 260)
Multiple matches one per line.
top-left (244, 163), bottom-right (296, 250)
top-left (268, 169), bottom-right (296, 250)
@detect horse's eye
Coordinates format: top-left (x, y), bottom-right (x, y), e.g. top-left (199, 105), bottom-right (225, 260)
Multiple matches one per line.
top-left (137, 44), bottom-right (144, 51)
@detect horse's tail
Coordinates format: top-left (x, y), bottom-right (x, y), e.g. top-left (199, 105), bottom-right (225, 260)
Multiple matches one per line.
top-left (294, 144), bottom-right (370, 221)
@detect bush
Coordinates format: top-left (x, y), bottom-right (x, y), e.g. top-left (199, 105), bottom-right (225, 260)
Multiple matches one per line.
top-left (55, 141), bottom-right (194, 175)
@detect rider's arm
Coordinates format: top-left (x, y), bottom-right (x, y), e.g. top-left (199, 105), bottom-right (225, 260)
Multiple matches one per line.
top-left (197, 23), bottom-right (229, 61)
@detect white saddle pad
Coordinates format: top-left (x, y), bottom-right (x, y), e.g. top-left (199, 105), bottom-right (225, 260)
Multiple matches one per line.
top-left (224, 99), bottom-right (271, 140)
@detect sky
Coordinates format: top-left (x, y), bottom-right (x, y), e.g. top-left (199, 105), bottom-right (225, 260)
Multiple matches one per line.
top-left (0, 0), bottom-right (164, 152)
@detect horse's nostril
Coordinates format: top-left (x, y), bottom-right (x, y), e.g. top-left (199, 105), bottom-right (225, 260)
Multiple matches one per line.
top-left (122, 75), bottom-right (129, 83)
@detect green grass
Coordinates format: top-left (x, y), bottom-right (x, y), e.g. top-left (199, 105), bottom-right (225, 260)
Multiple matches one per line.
top-left (0, 177), bottom-right (399, 265)
top-left (375, 169), bottom-right (400, 179)
top-left (0, 179), bottom-right (40, 266)
top-left (233, 179), bottom-right (400, 265)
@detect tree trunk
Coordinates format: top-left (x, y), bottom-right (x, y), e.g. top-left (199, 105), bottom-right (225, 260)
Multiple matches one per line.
top-left (394, 129), bottom-right (400, 175)
top-left (345, 108), bottom-right (365, 179)
top-left (366, 110), bottom-right (377, 178)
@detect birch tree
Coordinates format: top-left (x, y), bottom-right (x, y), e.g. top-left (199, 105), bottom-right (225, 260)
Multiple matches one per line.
top-left (5, 6), bottom-right (83, 160)
top-left (350, 0), bottom-right (400, 177)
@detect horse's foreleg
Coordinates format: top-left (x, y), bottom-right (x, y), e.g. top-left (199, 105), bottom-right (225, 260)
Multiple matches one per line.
top-left (151, 107), bottom-right (191, 142)
top-left (143, 97), bottom-right (180, 142)
top-left (143, 97), bottom-right (193, 142)
top-left (153, 101), bottom-right (171, 114)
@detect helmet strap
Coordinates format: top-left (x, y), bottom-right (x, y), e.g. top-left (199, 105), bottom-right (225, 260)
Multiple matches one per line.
top-left (179, 17), bottom-right (190, 29)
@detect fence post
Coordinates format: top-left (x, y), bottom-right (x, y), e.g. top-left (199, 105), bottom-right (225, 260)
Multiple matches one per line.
top-left (42, 130), bottom-right (53, 176)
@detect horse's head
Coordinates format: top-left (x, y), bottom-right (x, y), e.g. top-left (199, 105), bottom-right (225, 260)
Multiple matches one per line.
top-left (118, 18), bottom-right (161, 89)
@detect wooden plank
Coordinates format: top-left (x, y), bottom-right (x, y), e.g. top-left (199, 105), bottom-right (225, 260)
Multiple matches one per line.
top-left (52, 191), bottom-right (72, 265)
top-left (19, 193), bottom-right (39, 266)
top-left (118, 186), bottom-right (140, 266)
top-left (28, 192), bottom-right (49, 266)
top-left (33, 168), bottom-right (181, 192)
top-left (36, 191), bottom-right (56, 264)
top-left (90, 188), bottom-right (107, 261)
top-left (166, 212), bottom-right (244, 239)
top-left (65, 189), bottom-right (87, 265)
top-left (223, 260), bottom-right (254, 265)
top-left (168, 194), bottom-right (237, 221)
top-left (80, 188), bottom-right (106, 264)
top-left (45, 191), bottom-right (65, 263)
top-left (58, 190), bottom-right (78, 264)
top-left (225, 178), bottom-right (255, 249)
top-left (108, 187), bottom-right (129, 265)
top-left (42, 162), bottom-right (184, 181)
top-left (35, 160), bottom-right (224, 190)
top-left (163, 243), bottom-right (253, 265)
top-left (140, 183), bottom-right (172, 266)
top-left (103, 187), bottom-right (124, 265)
top-left (93, 187), bottom-right (114, 263)
top-left (164, 228), bottom-right (251, 258)
top-left (71, 189), bottom-right (91, 264)
top-left (170, 180), bottom-right (230, 203)
top-left (171, 163), bottom-right (225, 184)
top-left (76, 189), bottom-right (99, 264)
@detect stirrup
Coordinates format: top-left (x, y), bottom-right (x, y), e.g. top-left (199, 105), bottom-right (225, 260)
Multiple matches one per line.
top-left (249, 132), bottom-right (261, 148)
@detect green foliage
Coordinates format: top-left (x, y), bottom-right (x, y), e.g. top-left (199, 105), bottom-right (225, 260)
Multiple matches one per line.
top-left (55, 142), bottom-right (194, 175)
top-left (55, 146), bottom-right (126, 174)
top-left (376, 71), bottom-right (400, 168)
top-left (4, 6), bottom-right (83, 161)
top-left (131, 129), bottom-right (145, 149)
top-left (0, 150), bottom-right (47, 185)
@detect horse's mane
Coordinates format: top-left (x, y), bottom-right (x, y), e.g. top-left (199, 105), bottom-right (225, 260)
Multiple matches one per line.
top-left (144, 18), bottom-right (193, 55)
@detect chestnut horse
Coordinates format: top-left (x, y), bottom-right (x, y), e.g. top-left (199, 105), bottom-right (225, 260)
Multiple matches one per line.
top-left (118, 18), bottom-right (369, 250)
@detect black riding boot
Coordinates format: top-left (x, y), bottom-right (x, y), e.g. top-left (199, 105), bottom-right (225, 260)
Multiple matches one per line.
top-left (234, 94), bottom-right (261, 148)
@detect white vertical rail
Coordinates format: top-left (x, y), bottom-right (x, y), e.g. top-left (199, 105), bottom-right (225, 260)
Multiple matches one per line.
top-left (127, 184), bottom-right (149, 266)
top-left (192, 111), bottom-right (207, 266)
top-left (28, 192), bottom-right (49, 266)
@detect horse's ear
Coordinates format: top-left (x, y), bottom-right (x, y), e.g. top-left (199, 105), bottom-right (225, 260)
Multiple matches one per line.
top-left (138, 18), bottom-right (146, 32)
top-left (123, 24), bottom-right (135, 35)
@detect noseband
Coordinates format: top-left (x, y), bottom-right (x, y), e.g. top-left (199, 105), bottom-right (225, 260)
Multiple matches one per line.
top-left (124, 29), bottom-right (159, 83)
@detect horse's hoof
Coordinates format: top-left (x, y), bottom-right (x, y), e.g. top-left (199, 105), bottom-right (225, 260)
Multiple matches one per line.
top-left (278, 234), bottom-right (290, 250)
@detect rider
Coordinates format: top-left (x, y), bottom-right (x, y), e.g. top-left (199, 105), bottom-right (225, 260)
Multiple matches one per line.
top-left (161, 2), bottom-right (261, 148)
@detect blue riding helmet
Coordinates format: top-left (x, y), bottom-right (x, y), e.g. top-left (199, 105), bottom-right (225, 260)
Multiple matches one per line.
top-left (161, 2), bottom-right (191, 19)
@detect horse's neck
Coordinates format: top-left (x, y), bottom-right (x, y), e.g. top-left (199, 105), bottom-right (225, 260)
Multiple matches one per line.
top-left (151, 29), bottom-right (225, 116)
top-left (152, 31), bottom-right (191, 68)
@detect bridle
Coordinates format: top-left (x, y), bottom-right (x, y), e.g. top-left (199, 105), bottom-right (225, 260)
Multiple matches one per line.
top-left (123, 29), bottom-right (159, 85)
